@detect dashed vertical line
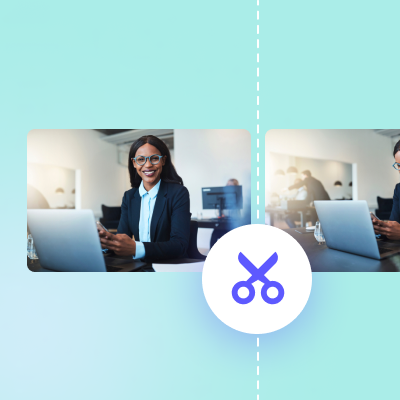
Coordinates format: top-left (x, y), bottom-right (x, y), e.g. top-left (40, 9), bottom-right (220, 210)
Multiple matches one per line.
top-left (255, 11), bottom-right (261, 397)
top-left (256, 2), bottom-right (260, 221)
top-left (257, 337), bottom-right (260, 399)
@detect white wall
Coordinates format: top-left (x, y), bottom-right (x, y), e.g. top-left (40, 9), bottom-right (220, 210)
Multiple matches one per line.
top-left (27, 163), bottom-right (76, 208)
top-left (27, 130), bottom-right (129, 216)
top-left (174, 129), bottom-right (251, 249)
top-left (266, 129), bottom-right (399, 209)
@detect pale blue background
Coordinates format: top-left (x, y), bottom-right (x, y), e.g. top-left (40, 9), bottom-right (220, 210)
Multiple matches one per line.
top-left (1, 0), bottom-right (400, 399)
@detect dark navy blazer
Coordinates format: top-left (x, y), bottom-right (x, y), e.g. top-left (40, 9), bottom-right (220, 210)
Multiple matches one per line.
top-left (117, 180), bottom-right (191, 262)
top-left (389, 183), bottom-right (400, 222)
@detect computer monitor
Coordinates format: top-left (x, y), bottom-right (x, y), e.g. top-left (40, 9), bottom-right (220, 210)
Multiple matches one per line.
top-left (202, 186), bottom-right (243, 217)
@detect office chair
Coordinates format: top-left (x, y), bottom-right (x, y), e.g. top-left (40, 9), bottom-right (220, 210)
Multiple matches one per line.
top-left (100, 205), bottom-right (122, 230)
top-left (187, 220), bottom-right (207, 260)
top-left (376, 196), bottom-right (393, 220)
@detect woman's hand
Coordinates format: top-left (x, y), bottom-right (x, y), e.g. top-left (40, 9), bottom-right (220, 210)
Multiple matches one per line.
top-left (373, 219), bottom-right (400, 240)
top-left (98, 229), bottom-right (115, 249)
top-left (100, 233), bottom-right (137, 256)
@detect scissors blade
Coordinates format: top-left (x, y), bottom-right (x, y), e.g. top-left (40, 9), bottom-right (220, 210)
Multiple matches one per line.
top-left (258, 252), bottom-right (278, 276)
top-left (238, 252), bottom-right (258, 275)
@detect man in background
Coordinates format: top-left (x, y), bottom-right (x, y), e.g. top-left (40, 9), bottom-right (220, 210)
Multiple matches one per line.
top-left (290, 178), bottom-right (308, 201)
top-left (226, 178), bottom-right (239, 186)
top-left (285, 170), bottom-right (330, 227)
top-left (285, 178), bottom-right (309, 228)
top-left (288, 170), bottom-right (330, 201)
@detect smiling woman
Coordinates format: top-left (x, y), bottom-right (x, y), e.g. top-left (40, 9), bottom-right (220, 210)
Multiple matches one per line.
top-left (99, 135), bottom-right (191, 262)
top-left (372, 139), bottom-right (400, 240)
top-left (128, 136), bottom-right (183, 189)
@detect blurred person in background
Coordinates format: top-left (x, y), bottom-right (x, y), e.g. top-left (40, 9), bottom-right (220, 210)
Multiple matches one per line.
top-left (289, 178), bottom-right (308, 201)
top-left (226, 178), bottom-right (239, 186)
top-left (284, 170), bottom-right (329, 226)
top-left (285, 178), bottom-right (309, 228)
top-left (287, 170), bottom-right (330, 201)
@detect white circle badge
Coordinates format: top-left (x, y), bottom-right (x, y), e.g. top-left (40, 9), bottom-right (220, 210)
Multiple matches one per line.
top-left (202, 225), bottom-right (312, 334)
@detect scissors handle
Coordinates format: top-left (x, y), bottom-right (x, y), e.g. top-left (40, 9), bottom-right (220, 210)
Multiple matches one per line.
top-left (232, 281), bottom-right (255, 304)
top-left (261, 281), bottom-right (285, 304)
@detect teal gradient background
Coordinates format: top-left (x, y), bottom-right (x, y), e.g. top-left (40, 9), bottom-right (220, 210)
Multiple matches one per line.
top-left (1, 0), bottom-right (400, 399)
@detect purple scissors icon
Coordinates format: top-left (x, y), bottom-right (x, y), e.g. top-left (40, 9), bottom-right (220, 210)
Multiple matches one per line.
top-left (232, 252), bottom-right (285, 305)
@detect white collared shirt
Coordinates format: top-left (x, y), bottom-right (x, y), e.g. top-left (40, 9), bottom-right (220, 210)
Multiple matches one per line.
top-left (133, 180), bottom-right (161, 259)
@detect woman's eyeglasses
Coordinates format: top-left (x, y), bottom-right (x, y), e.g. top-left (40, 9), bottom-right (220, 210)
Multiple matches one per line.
top-left (132, 154), bottom-right (163, 166)
top-left (393, 162), bottom-right (400, 171)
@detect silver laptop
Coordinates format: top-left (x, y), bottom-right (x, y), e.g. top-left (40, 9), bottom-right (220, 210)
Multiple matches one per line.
top-left (27, 210), bottom-right (107, 272)
top-left (314, 200), bottom-right (400, 260)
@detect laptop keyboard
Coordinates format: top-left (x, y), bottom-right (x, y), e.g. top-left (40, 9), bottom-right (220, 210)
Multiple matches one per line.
top-left (378, 247), bottom-right (393, 254)
top-left (104, 256), bottom-right (133, 272)
top-left (106, 265), bottom-right (123, 272)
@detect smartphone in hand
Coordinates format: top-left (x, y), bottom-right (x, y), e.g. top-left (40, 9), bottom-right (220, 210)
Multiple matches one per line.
top-left (370, 212), bottom-right (384, 239)
top-left (97, 222), bottom-right (115, 253)
top-left (370, 212), bottom-right (381, 221)
top-left (97, 221), bottom-right (115, 240)
top-left (96, 221), bottom-right (109, 232)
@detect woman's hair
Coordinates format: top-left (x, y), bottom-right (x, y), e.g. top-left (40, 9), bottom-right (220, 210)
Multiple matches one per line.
top-left (393, 140), bottom-right (400, 157)
top-left (128, 135), bottom-right (183, 188)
